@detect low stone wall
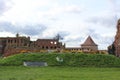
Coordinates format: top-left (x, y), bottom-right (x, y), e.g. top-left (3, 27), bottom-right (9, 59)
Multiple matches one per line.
top-left (23, 62), bottom-right (48, 67)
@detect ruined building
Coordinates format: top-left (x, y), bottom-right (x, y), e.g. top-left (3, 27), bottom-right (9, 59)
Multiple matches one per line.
top-left (108, 19), bottom-right (120, 57)
top-left (0, 32), bottom-right (99, 56)
top-left (0, 33), bottom-right (65, 56)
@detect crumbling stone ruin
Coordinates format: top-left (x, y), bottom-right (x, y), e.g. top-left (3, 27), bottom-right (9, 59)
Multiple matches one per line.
top-left (108, 19), bottom-right (120, 57)
top-left (0, 33), bottom-right (65, 56)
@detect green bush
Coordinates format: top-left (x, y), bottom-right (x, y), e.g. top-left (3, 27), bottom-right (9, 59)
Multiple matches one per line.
top-left (0, 53), bottom-right (120, 67)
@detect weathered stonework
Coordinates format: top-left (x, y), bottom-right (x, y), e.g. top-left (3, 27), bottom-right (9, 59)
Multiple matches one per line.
top-left (108, 19), bottom-right (120, 57)
top-left (114, 19), bottom-right (120, 56)
top-left (0, 33), bottom-right (99, 57)
top-left (0, 34), bottom-right (65, 57)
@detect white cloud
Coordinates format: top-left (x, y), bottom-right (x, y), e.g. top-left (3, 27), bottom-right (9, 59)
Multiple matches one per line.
top-left (1, 0), bottom-right (84, 24)
top-left (0, 21), bottom-right (47, 36)
top-left (0, 0), bottom-right (12, 15)
top-left (0, 0), bottom-right (120, 49)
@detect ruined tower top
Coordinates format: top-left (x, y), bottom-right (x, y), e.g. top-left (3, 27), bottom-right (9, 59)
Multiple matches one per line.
top-left (117, 19), bottom-right (120, 29)
top-left (16, 33), bottom-right (19, 37)
top-left (118, 18), bottom-right (120, 22)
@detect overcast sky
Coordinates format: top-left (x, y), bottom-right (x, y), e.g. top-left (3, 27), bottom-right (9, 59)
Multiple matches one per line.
top-left (0, 0), bottom-right (120, 50)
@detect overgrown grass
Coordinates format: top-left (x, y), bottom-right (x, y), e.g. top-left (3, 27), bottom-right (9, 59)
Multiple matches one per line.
top-left (0, 53), bottom-right (120, 67)
top-left (0, 66), bottom-right (120, 80)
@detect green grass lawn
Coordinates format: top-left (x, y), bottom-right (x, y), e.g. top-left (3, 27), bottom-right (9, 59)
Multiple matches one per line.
top-left (0, 66), bottom-right (120, 80)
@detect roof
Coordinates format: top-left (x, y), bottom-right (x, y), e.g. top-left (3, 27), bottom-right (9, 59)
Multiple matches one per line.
top-left (81, 36), bottom-right (98, 46)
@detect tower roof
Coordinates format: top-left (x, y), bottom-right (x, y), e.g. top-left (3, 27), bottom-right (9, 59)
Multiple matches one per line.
top-left (81, 36), bottom-right (98, 46)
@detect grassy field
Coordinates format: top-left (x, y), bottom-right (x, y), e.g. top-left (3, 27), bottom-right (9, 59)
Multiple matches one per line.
top-left (0, 66), bottom-right (120, 80)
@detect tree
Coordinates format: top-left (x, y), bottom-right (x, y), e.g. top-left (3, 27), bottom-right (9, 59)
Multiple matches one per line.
top-left (54, 34), bottom-right (63, 40)
top-left (108, 44), bottom-right (115, 55)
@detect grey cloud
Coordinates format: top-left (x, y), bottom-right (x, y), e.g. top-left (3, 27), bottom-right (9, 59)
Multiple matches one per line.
top-left (0, 22), bottom-right (13, 32)
top-left (66, 7), bottom-right (82, 14)
top-left (0, 22), bottom-right (47, 36)
top-left (86, 28), bottom-right (113, 45)
top-left (18, 24), bottom-right (46, 36)
top-left (88, 29), bottom-right (114, 46)
top-left (55, 31), bottom-right (84, 42)
top-left (87, 15), bottom-right (118, 27)
top-left (53, 31), bottom-right (70, 41)
top-left (71, 37), bottom-right (84, 42)
top-left (101, 36), bottom-right (114, 44)
top-left (87, 0), bottom-right (120, 28)
top-left (65, 36), bottom-right (84, 43)
top-left (87, 29), bottom-right (101, 39)
top-left (57, 31), bottom-right (70, 38)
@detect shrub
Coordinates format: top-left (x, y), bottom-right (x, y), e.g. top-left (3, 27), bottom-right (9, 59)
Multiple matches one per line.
top-left (0, 53), bottom-right (120, 67)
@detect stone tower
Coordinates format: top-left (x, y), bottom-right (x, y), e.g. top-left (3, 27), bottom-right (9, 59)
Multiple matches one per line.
top-left (111, 19), bottom-right (120, 56)
top-left (81, 36), bottom-right (98, 52)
